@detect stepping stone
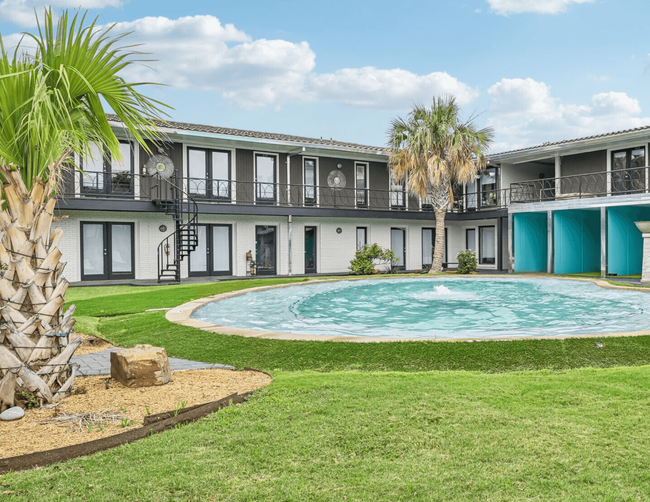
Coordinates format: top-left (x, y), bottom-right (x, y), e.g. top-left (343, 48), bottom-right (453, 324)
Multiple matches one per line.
top-left (0, 406), bottom-right (25, 421)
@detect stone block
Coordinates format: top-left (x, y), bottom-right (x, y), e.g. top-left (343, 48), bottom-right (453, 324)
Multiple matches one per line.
top-left (110, 345), bottom-right (172, 388)
top-left (0, 406), bottom-right (25, 421)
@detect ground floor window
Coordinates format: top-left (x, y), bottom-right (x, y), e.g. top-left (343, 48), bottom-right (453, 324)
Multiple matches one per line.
top-left (81, 222), bottom-right (134, 280)
top-left (466, 228), bottom-right (476, 253)
top-left (479, 226), bottom-right (496, 265)
top-left (256, 226), bottom-right (277, 275)
top-left (391, 228), bottom-right (406, 270)
top-left (356, 227), bottom-right (367, 250)
top-left (422, 228), bottom-right (447, 269)
top-left (305, 226), bottom-right (317, 273)
top-left (189, 224), bottom-right (232, 276)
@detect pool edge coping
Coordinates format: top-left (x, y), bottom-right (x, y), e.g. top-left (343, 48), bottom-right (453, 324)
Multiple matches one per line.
top-left (165, 275), bottom-right (650, 343)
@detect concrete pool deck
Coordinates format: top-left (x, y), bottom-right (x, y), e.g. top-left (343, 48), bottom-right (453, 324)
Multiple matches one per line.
top-left (165, 275), bottom-right (650, 342)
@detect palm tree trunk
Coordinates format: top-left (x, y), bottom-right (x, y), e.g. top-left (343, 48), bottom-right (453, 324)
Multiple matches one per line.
top-left (0, 166), bottom-right (78, 411)
top-left (431, 208), bottom-right (447, 273)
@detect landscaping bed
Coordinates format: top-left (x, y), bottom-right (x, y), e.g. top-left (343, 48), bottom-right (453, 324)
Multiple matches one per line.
top-left (0, 368), bottom-right (271, 460)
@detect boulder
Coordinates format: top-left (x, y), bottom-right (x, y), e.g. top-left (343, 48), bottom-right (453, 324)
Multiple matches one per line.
top-left (0, 406), bottom-right (25, 421)
top-left (110, 345), bottom-right (172, 388)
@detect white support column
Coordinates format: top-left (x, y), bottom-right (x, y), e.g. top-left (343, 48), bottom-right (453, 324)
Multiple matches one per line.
top-left (508, 214), bottom-right (513, 273)
top-left (288, 214), bottom-right (293, 276)
top-left (642, 233), bottom-right (650, 284)
top-left (554, 154), bottom-right (561, 197)
top-left (547, 210), bottom-right (554, 274)
top-left (600, 207), bottom-right (607, 278)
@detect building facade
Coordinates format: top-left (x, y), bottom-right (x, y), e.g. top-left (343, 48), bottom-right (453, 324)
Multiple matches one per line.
top-left (56, 117), bottom-right (509, 283)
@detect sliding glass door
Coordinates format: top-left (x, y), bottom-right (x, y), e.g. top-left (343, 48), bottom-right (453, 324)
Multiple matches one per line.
top-left (391, 228), bottom-right (406, 270)
top-left (81, 222), bottom-right (134, 280)
top-left (256, 226), bottom-right (277, 275)
top-left (422, 228), bottom-right (447, 269)
top-left (189, 224), bottom-right (232, 276)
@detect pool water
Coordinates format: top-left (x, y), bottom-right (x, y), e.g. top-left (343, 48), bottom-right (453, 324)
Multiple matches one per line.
top-left (191, 278), bottom-right (650, 339)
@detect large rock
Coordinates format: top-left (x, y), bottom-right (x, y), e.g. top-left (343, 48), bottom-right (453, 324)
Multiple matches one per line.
top-left (0, 406), bottom-right (25, 421)
top-left (110, 345), bottom-right (172, 388)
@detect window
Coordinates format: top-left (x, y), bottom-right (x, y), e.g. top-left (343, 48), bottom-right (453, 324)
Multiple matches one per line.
top-left (612, 147), bottom-right (646, 194)
top-left (391, 228), bottom-right (406, 270)
top-left (304, 158), bottom-right (317, 205)
top-left (256, 226), bottom-right (277, 275)
top-left (305, 227), bottom-right (317, 273)
top-left (256, 154), bottom-right (277, 203)
top-left (81, 222), bottom-right (134, 280)
top-left (355, 162), bottom-right (368, 207)
top-left (422, 228), bottom-right (447, 269)
top-left (187, 148), bottom-right (231, 199)
top-left (356, 227), bottom-right (367, 250)
top-left (188, 224), bottom-right (232, 276)
top-left (81, 141), bottom-right (133, 195)
top-left (466, 228), bottom-right (476, 253)
top-left (479, 226), bottom-right (496, 265)
top-left (480, 167), bottom-right (497, 207)
top-left (390, 174), bottom-right (406, 209)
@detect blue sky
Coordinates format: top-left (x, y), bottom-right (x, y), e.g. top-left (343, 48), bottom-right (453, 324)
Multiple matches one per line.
top-left (1, 0), bottom-right (649, 152)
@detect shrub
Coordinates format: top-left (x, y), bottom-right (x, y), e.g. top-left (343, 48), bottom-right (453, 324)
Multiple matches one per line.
top-left (457, 249), bottom-right (477, 274)
top-left (349, 243), bottom-right (397, 275)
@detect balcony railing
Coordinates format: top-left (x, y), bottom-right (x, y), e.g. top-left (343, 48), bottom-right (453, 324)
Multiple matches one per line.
top-left (61, 171), bottom-right (508, 213)
top-left (511, 166), bottom-right (649, 203)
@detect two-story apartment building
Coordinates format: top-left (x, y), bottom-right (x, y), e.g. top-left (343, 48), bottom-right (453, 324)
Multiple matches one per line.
top-left (54, 117), bottom-right (508, 283)
top-left (490, 125), bottom-right (650, 277)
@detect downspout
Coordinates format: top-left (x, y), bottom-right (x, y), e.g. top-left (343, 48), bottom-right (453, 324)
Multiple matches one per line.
top-left (286, 147), bottom-right (305, 276)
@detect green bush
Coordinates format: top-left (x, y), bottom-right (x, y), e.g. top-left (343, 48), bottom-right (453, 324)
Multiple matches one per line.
top-left (457, 249), bottom-right (477, 274)
top-left (349, 243), bottom-right (397, 275)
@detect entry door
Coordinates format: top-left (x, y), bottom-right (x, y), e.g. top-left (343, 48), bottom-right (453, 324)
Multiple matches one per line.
top-left (256, 226), bottom-right (277, 275)
top-left (391, 228), bottom-right (406, 270)
top-left (81, 222), bottom-right (134, 280)
top-left (189, 224), bottom-right (232, 276)
top-left (81, 142), bottom-right (133, 195)
top-left (305, 227), bottom-right (317, 273)
top-left (422, 228), bottom-right (447, 269)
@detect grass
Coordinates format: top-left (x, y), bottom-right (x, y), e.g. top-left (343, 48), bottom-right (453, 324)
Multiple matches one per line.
top-left (4, 275), bottom-right (650, 500)
top-left (5, 368), bottom-right (650, 501)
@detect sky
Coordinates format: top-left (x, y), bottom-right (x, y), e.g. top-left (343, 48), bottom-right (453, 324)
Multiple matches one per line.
top-left (1, 0), bottom-right (649, 153)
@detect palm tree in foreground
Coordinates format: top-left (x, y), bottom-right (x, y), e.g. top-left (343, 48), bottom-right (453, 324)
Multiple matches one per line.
top-left (0, 9), bottom-right (166, 408)
top-left (388, 97), bottom-right (493, 273)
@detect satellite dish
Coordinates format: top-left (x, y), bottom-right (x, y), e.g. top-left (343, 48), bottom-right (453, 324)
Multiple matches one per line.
top-left (327, 170), bottom-right (346, 189)
top-left (146, 154), bottom-right (175, 179)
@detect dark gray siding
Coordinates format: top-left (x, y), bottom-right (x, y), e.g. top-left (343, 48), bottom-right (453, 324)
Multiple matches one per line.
top-left (140, 141), bottom-right (182, 200)
top-left (235, 149), bottom-right (254, 204)
top-left (318, 157), bottom-right (355, 208)
top-left (369, 161), bottom-right (390, 209)
top-left (562, 150), bottom-right (607, 177)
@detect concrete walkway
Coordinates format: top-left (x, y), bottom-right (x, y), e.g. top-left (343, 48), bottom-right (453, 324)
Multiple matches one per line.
top-left (71, 347), bottom-right (234, 376)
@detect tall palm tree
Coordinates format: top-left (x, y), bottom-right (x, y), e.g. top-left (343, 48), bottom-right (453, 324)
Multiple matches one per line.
top-left (388, 96), bottom-right (493, 273)
top-left (0, 9), bottom-right (167, 409)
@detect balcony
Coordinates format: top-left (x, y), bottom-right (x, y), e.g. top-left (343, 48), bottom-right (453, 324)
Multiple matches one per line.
top-left (510, 166), bottom-right (649, 204)
top-left (60, 171), bottom-right (509, 214)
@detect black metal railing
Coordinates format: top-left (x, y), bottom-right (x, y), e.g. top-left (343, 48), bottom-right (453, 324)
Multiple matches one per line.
top-left (61, 172), bottom-right (509, 213)
top-left (511, 166), bottom-right (649, 203)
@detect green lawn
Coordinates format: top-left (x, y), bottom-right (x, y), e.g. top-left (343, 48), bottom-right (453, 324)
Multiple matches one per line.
top-left (4, 276), bottom-right (650, 500)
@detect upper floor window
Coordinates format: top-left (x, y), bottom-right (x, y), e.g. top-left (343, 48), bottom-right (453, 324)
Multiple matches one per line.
top-left (256, 153), bottom-right (277, 203)
top-left (355, 162), bottom-right (368, 207)
top-left (81, 141), bottom-right (133, 195)
top-left (479, 167), bottom-right (497, 207)
top-left (304, 158), bottom-right (317, 205)
top-left (188, 148), bottom-right (231, 199)
top-left (612, 147), bottom-right (646, 194)
top-left (390, 174), bottom-right (406, 209)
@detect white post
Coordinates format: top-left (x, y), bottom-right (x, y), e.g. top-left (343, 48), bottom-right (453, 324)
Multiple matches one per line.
top-left (642, 233), bottom-right (650, 284)
top-left (554, 154), bottom-right (561, 198)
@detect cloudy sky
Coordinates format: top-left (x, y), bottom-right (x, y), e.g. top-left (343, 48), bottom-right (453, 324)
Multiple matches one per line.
top-left (1, 0), bottom-right (649, 152)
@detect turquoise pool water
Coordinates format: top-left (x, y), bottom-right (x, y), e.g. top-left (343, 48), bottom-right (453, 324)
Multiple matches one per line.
top-left (191, 278), bottom-right (650, 339)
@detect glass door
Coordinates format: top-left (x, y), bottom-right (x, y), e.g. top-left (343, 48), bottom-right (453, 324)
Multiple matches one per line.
top-left (423, 228), bottom-right (447, 270)
top-left (256, 226), bottom-right (277, 275)
top-left (305, 227), bottom-right (316, 273)
top-left (304, 158), bottom-right (316, 205)
top-left (188, 149), bottom-right (208, 196)
top-left (256, 154), bottom-right (276, 203)
top-left (479, 226), bottom-right (496, 264)
top-left (466, 228), bottom-right (476, 252)
top-left (81, 222), bottom-right (134, 280)
top-left (612, 147), bottom-right (646, 194)
top-left (189, 224), bottom-right (232, 276)
top-left (81, 143), bottom-right (106, 194)
top-left (356, 163), bottom-right (368, 207)
top-left (109, 142), bottom-right (134, 194)
top-left (211, 151), bottom-right (231, 200)
top-left (391, 228), bottom-right (405, 270)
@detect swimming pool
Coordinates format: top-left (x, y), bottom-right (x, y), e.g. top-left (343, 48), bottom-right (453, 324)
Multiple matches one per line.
top-left (190, 278), bottom-right (650, 339)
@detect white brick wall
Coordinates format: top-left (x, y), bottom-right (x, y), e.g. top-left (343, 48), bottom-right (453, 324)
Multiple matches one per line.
top-left (57, 210), bottom-right (500, 282)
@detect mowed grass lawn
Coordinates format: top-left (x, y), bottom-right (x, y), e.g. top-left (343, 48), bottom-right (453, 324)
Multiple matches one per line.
top-left (3, 277), bottom-right (650, 501)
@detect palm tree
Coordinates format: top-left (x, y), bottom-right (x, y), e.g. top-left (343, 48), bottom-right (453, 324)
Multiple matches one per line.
top-left (388, 96), bottom-right (493, 273)
top-left (0, 9), bottom-right (167, 409)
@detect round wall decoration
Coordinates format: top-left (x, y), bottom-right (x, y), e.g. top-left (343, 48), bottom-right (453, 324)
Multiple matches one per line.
top-left (159, 225), bottom-right (167, 233)
top-left (146, 154), bottom-right (175, 179)
top-left (336, 227), bottom-right (342, 234)
top-left (327, 170), bottom-right (346, 189)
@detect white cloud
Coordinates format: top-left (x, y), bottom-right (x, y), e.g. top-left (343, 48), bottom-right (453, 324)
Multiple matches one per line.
top-left (0, 0), bottom-right (122, 27)
top-left (307, 67), bottom-right (478, 110)
top-left (100, 15), bottom-right (479, 111)
top-left (487, 0), bottom-right (594, 15)
top-left (487, 78), bottom-right (650, 151)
